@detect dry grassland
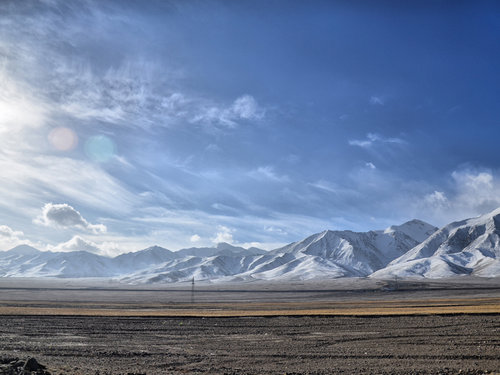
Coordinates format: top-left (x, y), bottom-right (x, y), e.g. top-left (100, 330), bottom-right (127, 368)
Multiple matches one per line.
top-left (0, 297), bottom-right (499, 317)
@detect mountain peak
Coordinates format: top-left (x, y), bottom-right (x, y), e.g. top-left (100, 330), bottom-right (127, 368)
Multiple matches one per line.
top-left (384, 219), bottom-right (438, 243)
top-left (6, 244), bottom-right (40, 256)
top-left (465, 207), bottom-right (500, 227)
top-left (216, 242), bottom-right (238, 250)
top-left (143, 245), bottom-right (170, 252)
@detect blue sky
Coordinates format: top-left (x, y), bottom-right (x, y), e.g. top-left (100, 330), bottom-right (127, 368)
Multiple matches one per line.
top-left (0, 0), bottom-right (499, 255)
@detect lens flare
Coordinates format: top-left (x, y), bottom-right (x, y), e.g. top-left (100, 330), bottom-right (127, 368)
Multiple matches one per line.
top-left (48, 127), bottom-right (78, 151)
top-left (85, 135), bottom-right (116, 163)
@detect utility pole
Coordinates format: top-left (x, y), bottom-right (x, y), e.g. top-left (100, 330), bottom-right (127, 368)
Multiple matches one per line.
top-left (191, 277), bottom-right (195, 303)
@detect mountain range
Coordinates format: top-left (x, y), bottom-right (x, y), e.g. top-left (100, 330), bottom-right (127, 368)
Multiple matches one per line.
top-left (1, 208), bottom-right (500, 283)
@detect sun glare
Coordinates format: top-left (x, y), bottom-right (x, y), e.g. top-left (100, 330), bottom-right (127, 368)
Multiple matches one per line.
top-left (85, 135), bottom-right (116, 162)
top-left (48, 127), bottom-right (78, 151)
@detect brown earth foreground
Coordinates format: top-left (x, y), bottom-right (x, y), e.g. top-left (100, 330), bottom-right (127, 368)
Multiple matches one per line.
top-left (0, 314), bottom-right (499, 375)
top-left (0, 278), bottom-right (499, 374)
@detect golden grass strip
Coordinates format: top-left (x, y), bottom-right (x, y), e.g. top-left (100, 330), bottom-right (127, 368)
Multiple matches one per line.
top-left (0, 298), bottom-right (499, 317)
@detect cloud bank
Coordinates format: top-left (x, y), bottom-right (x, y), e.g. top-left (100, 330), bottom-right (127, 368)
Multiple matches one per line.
top-left (35, 203), bottom-right (107, 234)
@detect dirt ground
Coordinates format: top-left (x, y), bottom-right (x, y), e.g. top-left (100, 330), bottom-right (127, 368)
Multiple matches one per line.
top-left (0, 314), bottom-right (499, 375)
top-left (0, 278), bottom-right (499, 374)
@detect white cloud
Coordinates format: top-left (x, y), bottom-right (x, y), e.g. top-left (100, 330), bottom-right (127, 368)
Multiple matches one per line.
top-left (424, 191), bottom-right (449, 208)
top-left (0, 225), bottom-right (23, 238)
top-left (365, 162), bottom-right (376, 169)
top-left (35, 203), bottom-right (107, 234)
top-left (416, 169), bottom-right (500, 225)
top-left (453, 170), bottom-right (493, 191)
top-left (349, 133), bottom-right (405, 148)
top-left (190, 234), bottom-right (201, 243)
top-left (50, 235), bottom-right (101, 254)
top-left (231, 95), bottom-right (263, 120)
top-left (451, 170), bottom-right (500, 213)
top-left (369, 96), bottom-right (385, 105)
top-left (212, 225), bottom-right (234, 244)
top-left (0, 224), bottom-right (38, 251)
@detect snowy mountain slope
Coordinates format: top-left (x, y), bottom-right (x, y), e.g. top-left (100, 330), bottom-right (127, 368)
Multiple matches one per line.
top-left (4, 210), bottom-right (500, 283)
top-left (0, 248), bottom-right (116, 278)
top-left (120, 220), bottom-right (438, 283)
top-left (239, 255), bottom-right (358, 281)
top-left (0, 242), bottom-right (267, 280)
top-left (174, 242), bottom-right (266, 258)
top-left (383, 219), bottom-right (438, 243)
top-left (4, 244), bottom-right (41, 257)
top-left (372, 208), bottom-right (500, 278)
top-left (269, 219), bottom-right (438, 276)
top-left (113, 246), bottom-right (176, 273)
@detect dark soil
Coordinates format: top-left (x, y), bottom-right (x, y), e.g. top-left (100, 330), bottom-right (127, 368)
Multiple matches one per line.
top-left (0, 315), bottom-right (499, 374)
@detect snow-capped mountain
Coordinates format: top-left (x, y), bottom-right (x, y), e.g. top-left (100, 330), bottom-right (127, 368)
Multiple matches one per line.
top-left (0, 246), bottom-right (116, 278)
top-left (371, 208), bottom-right (500, 278)
top-left (113, 245), bottom-right (176, 273)
top-left (119, 219), bottom-right (438, 283)
top-left (0, 242), bottom-right (269, 280)
top-left (267, 219), bottom-right (438, 277)
top-left (174, 242), bottom-right (267, 258)
top-left (1, 209), bottom-right (500, 283)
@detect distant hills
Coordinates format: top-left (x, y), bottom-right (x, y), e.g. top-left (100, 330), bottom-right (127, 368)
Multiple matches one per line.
top-left (1, 208), bottom-right (500, 283)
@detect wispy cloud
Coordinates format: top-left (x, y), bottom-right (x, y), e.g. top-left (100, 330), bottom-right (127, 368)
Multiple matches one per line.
top-left (369, 96), bottom-right (385, 105)
top-left (248, 166), bottom-right (289, 182)
top-left (308, 180), bottom-right (341, 194)
top-left (191, 94), bottom-right (265, 129)
top-left (127, 205), bottom-right (339, 250)
top-left (349, 133), bottom-right (406, 148)
top-left (50, 61), bottom-right (264, 133)
top-left (0, 154), bottom-right (138, 216)
top-left (0, 1), bottom-right (265, 137)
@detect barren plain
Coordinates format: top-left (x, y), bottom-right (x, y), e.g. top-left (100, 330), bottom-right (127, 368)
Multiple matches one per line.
top-left (0, 277), bottom-right (499, 374)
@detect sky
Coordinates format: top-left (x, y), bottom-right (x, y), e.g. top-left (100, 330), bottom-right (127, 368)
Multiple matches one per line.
top-left (0, 0), bottom-right (499, 255)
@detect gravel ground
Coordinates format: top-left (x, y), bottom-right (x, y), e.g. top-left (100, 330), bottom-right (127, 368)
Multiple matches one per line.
top-left (0, 314), bottom-right (499, 375)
